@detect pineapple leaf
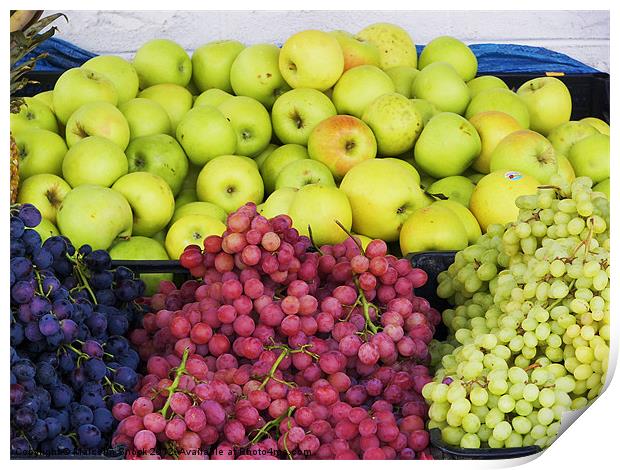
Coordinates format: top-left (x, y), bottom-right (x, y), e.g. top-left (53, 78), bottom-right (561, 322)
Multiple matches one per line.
top-left (23, 13), bottom-right (66, 37)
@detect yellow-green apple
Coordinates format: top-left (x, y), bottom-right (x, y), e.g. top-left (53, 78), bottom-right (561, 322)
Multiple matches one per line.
top-left (170, 201), bottom-right (227, 225)
top-left (14, 129), bottom-right (67, 179)
top-left (419, 36), bottom-right (478, 81)
top-left (196, 155), bottom-right (264, 213)
top-left (82, 55), bottom-right (139, 103)
top-left (414, 112), bottom-right (481, 178)
top-left (434, 199), bottom-right (481, 243)
top-left (410, 99), bottom-right (440, 126)
top-left (191, 40), bottom-right (245, 93)
top-left (593, 178), bottom-right (610, 199)
top-left (275, 159), bottom-right (335, 190)
top-left (400, 204), bottom-right (468, 254)
top-left (62, 136), bottom-right (128, 187)
top-left (340, 158), bottom-right (430, 241)
top-left (138, 84), bottom-right (193, 132)
top-left (17, 174), bottom-right (71, 224)
top-left (57, 185), bottom-right (133, 250)
top-left (427, 176), bottom-right (475, 207)
top-left (133, 39), bottom-right (191, 88)
top-left (389, 156), bottom-right (421, 185)
top-left (467, 75), bottom-right (508, 98)
top-left (356, 23), bottom-right (417, 69)
top-left (152, 231), bottom-right (166, 245)
top-left (362, 93), bottom-right (423, 156)
top-left (271, 88), bottom-right (337, 145)
top-left (52, 67), bottom-right (118, 124)
top-left (10, 97), bottom-right (58, 134)
top-left (411, 62), bottom-right (470, 115)
top-left (194, 88), bottom-right (233, 108)
top-left (165, 215), bottom-right (226, 259)
top-left (469, 170), bottom-right (540, 231)
top-left (351, 233), bottom-right (372, 251)
top-left (547, 120), bottom-right (599, 157)
top-left (112, 172), bottom-right (175, 236)
top-left (176, 105), bottom-right (237, 165)
top-left (490, 130), bottom-right (557, 183)
top-left (32, 90), bottom-right (54, 110)
top-left (119, 98), bottom-right (172, 139)
top-left (385, 66), bottom-right (419, 98)
top-left (567, 133), bottom-right (609, 183)
top-left (469, 111), bottom-right (523, 173)
top-left (175, 188), bottom-right (197, 209)
top-left (65, 102), bottom-right (130, 149)
top-left (33, 218), bottom-right (60, 242)
top-left (125, 134), bottom-right (188, 196)
top-left (580, 117), bottom-right (609, 135)
top-left (217, 96), bottom-right (272, 156)
top-left (308, 115), bottom-right (377, 180)
top-left (259, 187), bottom-right (298, 219)
top-left (181, 163), bottom-right (201, 190)
top-left (517, 77), bottom-right (572, 135)
top-left (230, 44), bottom-right (291, 108)
top-left (279, 30), bottom-right (344, 91)
top-left (109, 236), bottom-right (172, 295)
top-left (557, 154), bottom-right (576, 183)
top-left (288, 184), bottom-right (352, 246)
top-left (260, 144), bottom-right (309, 193)
top-left (329, 30), bottom-right (381, 71)
top-left (254, 144), bottom-right (278, 170)
top-left (465, 88), bottom-right (530, 128)
top-left (464, 169), bottom-right (485, 184)
top-left (332, 65), bottom-right (395, 118)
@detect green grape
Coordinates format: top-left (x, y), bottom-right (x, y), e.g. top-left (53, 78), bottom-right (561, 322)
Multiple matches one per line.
top-left (574, 364), bottom-right (593, 381)
top-left (485, 408), bottom-right (504, 429)
top-left (531, 220), bottom-right (548, 237)
top-left (546, 422), bottom-right (561, 438)
top-left (509, 383), bottom-right (525, 400)
top-left (442, 426), bottom-right (465, 446)
top-left (422, 382), bottom-right (436, 400)
top-left (462, 361), bottom-right (484, 380)
top-left (580, 325), bottom-right (596, 341)
top-left (547, 334), bottom-right (562, 348)
top-left (514, 355), bottom-right (531, 369)
top-left (477, 423), bottom-right (493, 442)
top-left (446, 408), bottom-right (463, 427)
top-left (498, 395), bottom-right (516, 413)
top-left (572, 397), bottom-right (588, 410)
top-left (555, 375), bottom-right (576, 393)
top-left (447, 382), bottom-right (468, 403)
top-left (508, 367), bottom-right (528, 384)
top-left (530, 368), bottom-right (549, 385)
top-left (509, 336), bottom-right (525, 352)
top-left (488, 379), bottom-right (509, 396)
top-left (427, 419), bottom-right (443, 430)
top-left (431, 383), bottom-right (449, 403)
top-left (535, 323), bottom-right (551, 341)
top-left (505, 432), bottom-right (524, 448)
top-left (575, 346), bottom-right (594, 363)
top-left (488, 436), bottom-right (504, 448)
top-left (515, 399), bottom-right (533, 416)
top-left (462, 413), bottom-right (481, 434)
top-left (538, 388), bottom-right (556, 408)
top-left (512, 416), bottom-right (532, 435)
top-left (530, 424), bottom-right (547, 440)
top-left (552, 404), bottom-right (567, 420)
top-left (523, 435), bottom-right (536, 447)
top-left (523, 383), bottom-right (540, 402)
top-left (429, 402), bottom-right (450, 422)
top-left (460, 433), bottom-right (481, 449)
top-left (523, 332), bottom-right (538, 348)
top-left (492, 421), bottom-right (513, 441)
top-left (493, 345), bottom-right (512, 361)
top-left (522, 317), bottom-right (538, 332)
top-left (469, 386), bottom-right (488, 407)
top-left (537, 408), bottom-right (555, 426)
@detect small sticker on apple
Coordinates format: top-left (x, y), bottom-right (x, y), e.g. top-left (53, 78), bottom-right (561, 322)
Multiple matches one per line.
top-left (504, 171), bottom-right (523, 181)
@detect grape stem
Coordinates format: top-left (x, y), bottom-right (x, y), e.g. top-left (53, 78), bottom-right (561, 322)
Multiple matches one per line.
top-left (248, 406), bottom-right (296, 445)
top-left (69, 256), bottom-right (98, 305)
top-left (160, 347), bottom-right (190, 419)
top-left (258, 347), bottom-right (296, 390)
top-left (354, 280), bottom-right (379, 334)
top-left (334, 219), bottom-right (365, 255)
top-left (306, 225), bottom-right (324, 255)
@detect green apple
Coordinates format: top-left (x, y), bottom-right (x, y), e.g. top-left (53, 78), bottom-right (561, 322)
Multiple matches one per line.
top-left (400, 204), bottom-right (468, 254)
top-left (557, 154), bottom-right (576, 184)
top-left (82, 55), bottom-right (139, 103)
top-left (469, 111), bottom-right (523, 173)
top-left (182, 163), bottom-right (201, 190)
top-left (125, 134), bottom-right (188, 196)
top-left (52, 67), bottom-right (118, 124)
top-left (194, 88), bottom-right (233, 108)
top-left (17, 174), bottom-right (71, 224)
top-left (580, 117), bottom-right (609, 136)
top-left (332, 65), bottom-right (395, 118)
top-left (427, 176), bottom-right (476, 207)
top-left (411, 62), bottom-right (470, 115)
top-left (165, 215), bottom-right (226, 260)
top-left (261, 144), bottom-right (310, 194)
top-left (196, 155), bottom-right (264, 213)
top-left (490, 130), bottom-right (557, 183)
top-left (33, 218), bottom-right (60, 242)
top-left (275, 159), bottom-right (335, 190)
top-left (308, 115), bottom-right (377, 180)
top-left (340, 158), bottom-right (430, 241)
top-left (217, 96), bottom-right (272, 156)
top-left (434, 199), bottom-right (481, 244)
top-left (517, 77), bottom-right (572, 135)
top-left (176, 105), bottom-right (237, 165)
top-left (32, 90), bottom-right (54, 110)
top-left (356, 23), bottom-right (417, 69)
top-left (464, 170), bottom-right (485, 185)
top-left (465, 88), bottom-right (530, 128)
top-left (112, 172), bottom-right (175, 236)
top-left (109, 236), bottom-right (172, 295)
top-left (419, 36), bottom-right (478, 81)
top-left (191, 40), bottom-right (245, 93)
top-left (62, 136), bottom-right (128, 187)
top-left (138, 84), bottom-right (193, 132)
top-left (152, 231), bottom-right (166, 246)
top-left (57, 185), bottom-right (133, 250)
top-left (385, 66), bottom-right (419, 98)
top-left (10, 97), bottom-right (58, 134)
top-left (593, 178), bottom-right (610, 199)
top-left (271, 88), bottom-right (337, 145)
top-left (362, 93), bottom-right (423, 156)
top-left (119, 98), bottom-right (172, 139)
top-left (567, 133), bottom-right (609, 183)
top-left (175, 188), bottom-right (197, 209)
top-left (470, 170), bottom-right (540, 231)
top-left (170, 201), bottom-right (227, 225)
top-left (329, 30), bottom-right (381, 72)
top-left (467, 75), bottom-right (508, 98)
top-left (65, 102), bottom-right (130, 149)
top-left (230, 44), bottom-right (291, 108)
top-left (414, 112), bottom-right (481, 178)
top-left (259, 187), bottom-right (298, 219)
top-left (133, 39), bottom-right (191, 88)
top-left (279, 30), bottom-right (344, 91)
top-left (410, 99), bottom-right (440, 126)
top-left (288, 184), bottom-right (352, 246)
top-left (254, 144), bottom-right (278, 170)
top-left (390, 156), bottom-right (421, 185)
top-left (547, 120), bottom-right (599, 157)
top-left (14, 128), bottom-right (67, 179)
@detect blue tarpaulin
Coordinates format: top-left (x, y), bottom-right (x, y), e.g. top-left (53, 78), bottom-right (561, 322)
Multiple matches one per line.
top-left (22, 37), bottom-right (601, 74)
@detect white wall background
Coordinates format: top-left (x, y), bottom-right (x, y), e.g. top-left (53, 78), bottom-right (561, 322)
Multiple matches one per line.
top-left (48, 10), bottom-right (610, 72)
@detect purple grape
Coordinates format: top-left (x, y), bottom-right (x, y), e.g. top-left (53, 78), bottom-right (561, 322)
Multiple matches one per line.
top-left (11, 280), bottom-right (35, 304)
top-left (38, 314), bottom-right (60, 336)
top-left (51, 434), bottom-right (74, 454)
top-left (77, 424), bottom-right (102, 448)
top-left (30, 295), bottom-right (51, 318)
top-left (45, 417), bottom-right (62, 439)
top-left (21, 229), bottom-right (42, 252)
top-left (10, 216), bottom-right (25, 238)
top-left (93, 408), bottom-right (114, 433)
top-left (82, 340), bottom-right (104, 358)
top-left (13, 406), bottom-right (37, 430)
top-left (10, 322), bottom-right (24, 345)
top-left (52, 299), bottom-right (74, 319)
top-left (10, 384), bottom-right (25, 406)
top-left (83, 358), bottom-right (107, 381)
top-left (10, 238), bottom-right (26, 257)
top-left (41, 275), bottom-right (61, 296)
top-left (35, 361), bottom-right (57, 385)
top-left (10, 436), bottom-right (31, 454)
top-left (60, 319), bottom-right (79, 342)
top-left (18, 204), bottom-right (42, 227)
top-left (50, 384), bottom-right (74, 408)
top-left (10, 257), bottom-right (32, 279)
top-left (32, 248), bottom-right (54, 269)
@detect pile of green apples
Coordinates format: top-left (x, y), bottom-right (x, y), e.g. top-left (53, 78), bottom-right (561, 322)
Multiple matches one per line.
top-left (13, 22), bottom-right (610, 277)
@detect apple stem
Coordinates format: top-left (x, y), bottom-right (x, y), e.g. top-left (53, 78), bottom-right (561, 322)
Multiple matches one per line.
top-left (334, 220), bottom-right (365, 256)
